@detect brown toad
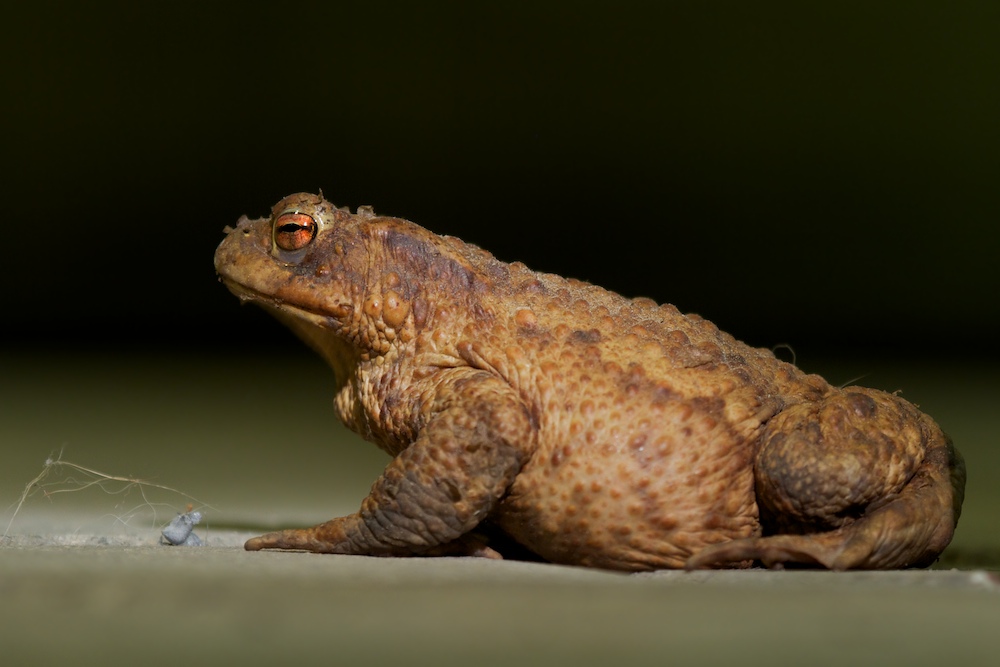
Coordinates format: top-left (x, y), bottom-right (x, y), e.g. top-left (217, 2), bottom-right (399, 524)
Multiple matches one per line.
top-left (214, 192), bottom-right (965, 570)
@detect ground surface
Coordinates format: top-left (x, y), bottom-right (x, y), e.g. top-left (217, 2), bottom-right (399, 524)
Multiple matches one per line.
top-left (2, 352), bottom-right (998, 666)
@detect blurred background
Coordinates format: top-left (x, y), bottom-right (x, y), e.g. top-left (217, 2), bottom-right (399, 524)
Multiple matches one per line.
top-left (4, 1), bottom-right (997, 357)
top-left (2, 3), bottom-right (997, 554)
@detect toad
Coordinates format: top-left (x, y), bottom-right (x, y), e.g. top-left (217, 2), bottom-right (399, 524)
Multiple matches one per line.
top-left (215, 193), bottom-right (965, 570)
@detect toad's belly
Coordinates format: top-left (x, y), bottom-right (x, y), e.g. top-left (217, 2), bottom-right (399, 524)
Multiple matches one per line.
top-left (494, 405), bottom-right (762, 570)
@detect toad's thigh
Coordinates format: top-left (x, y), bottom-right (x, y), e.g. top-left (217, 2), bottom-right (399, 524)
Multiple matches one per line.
top-left (755, 387), bottom-right (927, 532)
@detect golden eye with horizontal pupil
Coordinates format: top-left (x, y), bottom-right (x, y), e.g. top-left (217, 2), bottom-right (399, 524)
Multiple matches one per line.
top-left (273, 212), bottom-right (317, 251)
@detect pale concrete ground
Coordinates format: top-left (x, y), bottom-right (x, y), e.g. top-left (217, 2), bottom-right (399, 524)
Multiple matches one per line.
top-left (2, 352), bottom-right (998, 666)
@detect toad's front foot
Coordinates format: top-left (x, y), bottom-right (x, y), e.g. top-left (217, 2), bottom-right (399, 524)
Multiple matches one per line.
top-left (244, 525), bottom-right (347, 553)
top-left (245, 526), bottom-right (505, 559)
top-left (244, 533), bottom-right (273, 551)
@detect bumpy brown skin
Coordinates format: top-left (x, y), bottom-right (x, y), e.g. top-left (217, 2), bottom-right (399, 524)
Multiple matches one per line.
top-left (215, 193), bottom-right (965, 571)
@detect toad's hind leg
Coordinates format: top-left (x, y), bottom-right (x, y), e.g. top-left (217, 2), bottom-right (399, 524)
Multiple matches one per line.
top-left (688, 387), bottom-right (965, 570)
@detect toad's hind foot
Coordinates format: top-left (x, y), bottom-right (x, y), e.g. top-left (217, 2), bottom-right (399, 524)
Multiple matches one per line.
top-left (686, 468), bottom-right (962, 570)
top-left (686, 489), bottom-right (955, 570)
top-left (685, 527), bottom-right (894, 570)
top-left (686, 532), bottom-right (842, 570)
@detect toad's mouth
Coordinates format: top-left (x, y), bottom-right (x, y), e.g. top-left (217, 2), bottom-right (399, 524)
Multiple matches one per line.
top-left (217, 274), bottom-right (351, 328)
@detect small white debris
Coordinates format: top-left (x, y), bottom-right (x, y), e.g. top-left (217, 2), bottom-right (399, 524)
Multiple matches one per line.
top-left (160, 511), bottom-right (203, 546)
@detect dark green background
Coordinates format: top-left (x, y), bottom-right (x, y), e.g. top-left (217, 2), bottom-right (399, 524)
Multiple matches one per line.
top-left (4, 2), bottom-right (997, 358)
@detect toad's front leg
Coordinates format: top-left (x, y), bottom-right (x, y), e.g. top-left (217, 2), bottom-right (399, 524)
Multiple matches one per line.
top-left (245, 370), bottom-right (535, 556)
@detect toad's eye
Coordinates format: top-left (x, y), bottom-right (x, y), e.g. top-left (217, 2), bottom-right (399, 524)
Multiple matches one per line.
top-left (273, 212), bottom-right (317, 251)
